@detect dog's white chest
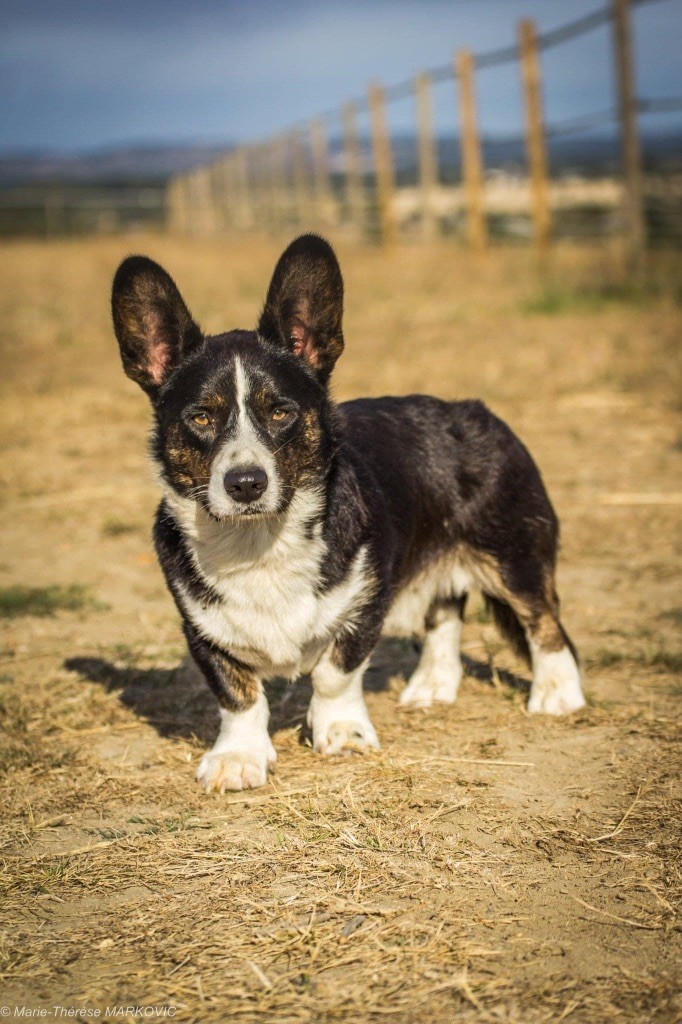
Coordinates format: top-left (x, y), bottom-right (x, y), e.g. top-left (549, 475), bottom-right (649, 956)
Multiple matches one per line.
top-left (171, 492), bottom-right (370, 678)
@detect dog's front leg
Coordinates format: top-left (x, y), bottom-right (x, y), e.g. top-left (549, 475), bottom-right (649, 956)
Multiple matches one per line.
top-left (184, 624), bottom-right (276, 793)
top-left (308, 642), bottom-right (379, 756)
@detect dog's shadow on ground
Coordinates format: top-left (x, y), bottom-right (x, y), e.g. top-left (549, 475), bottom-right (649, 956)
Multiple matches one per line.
top-left (65, 638), bottom-right (529, 747)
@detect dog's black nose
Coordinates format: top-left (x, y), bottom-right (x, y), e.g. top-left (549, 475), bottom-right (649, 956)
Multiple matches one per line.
top-left (223, 467), bottom-right (269, 504)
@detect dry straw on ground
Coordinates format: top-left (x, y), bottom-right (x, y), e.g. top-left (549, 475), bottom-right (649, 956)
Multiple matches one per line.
top-left (0, 236), bottom-right (680, 1022)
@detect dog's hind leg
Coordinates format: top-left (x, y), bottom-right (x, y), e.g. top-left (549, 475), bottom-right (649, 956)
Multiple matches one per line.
top-left (399, 596), bottom-right (467, 709)
top-left (525, 605), bottom-right (584, 715)
top-left (486, 578), bottom-right (585, 716)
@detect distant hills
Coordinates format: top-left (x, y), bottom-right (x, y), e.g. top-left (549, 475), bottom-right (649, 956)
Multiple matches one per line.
top-left (1, 131), bottom-right (680, 187)
top-left (0, 143), bottom-right (232, 187)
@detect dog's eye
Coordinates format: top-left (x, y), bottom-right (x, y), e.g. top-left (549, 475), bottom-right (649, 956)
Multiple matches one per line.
top-left (271, 408), bottom-right (290, 422)
top-left (192, 412), bottom-right (211, 428)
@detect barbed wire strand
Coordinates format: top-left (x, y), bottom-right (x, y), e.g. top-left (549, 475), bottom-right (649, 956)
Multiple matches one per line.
top-left (545, 94), bottom-right (682, 139)
top-left (547, 107), bottom-right (617, 138)
top-left (638, 96), bottom-right (682, 112)
top-left (199, 0), bottom-right (679, 157)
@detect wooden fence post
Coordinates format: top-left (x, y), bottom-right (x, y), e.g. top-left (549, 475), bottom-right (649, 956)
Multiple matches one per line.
top-left (182, 172), bottom-right (194, 235)
top-left (264, 140), bottom-right (280, 234)
top-left (165, 176), bottom-right (181, 234)
top-left (241, 148), bottom-right (253, 231)
top-left (343, 101), bottom-right (365, 237)
top-left (197, 164), bottom-right (216, 235)
top-left (184, 175), bottom-right (194, 235)
top-left (225, 152), bottom-right (238, 231)
top-left (456, 49), bottom-right (487, 251)
top-left (368, 81), bottom-right (398, 246)
top-left (268, 137), bottom-right (282, 234)
top-left (210, 160), bottom-right (226, 232)
top-left (252, 143), bottom-right (268, 231)
top-left (262, 140), bottom-right (277, 233)
top-left (291, 129), bottom-right (310, 227)
top-left (247, 147), bottom-right (258, 230)
top-left (236, 147), bottom-right (252, 230)
top-left (415, 72), bottom-right (439, 239)
top-left (278, 133), bottom-right (293, 232)
top-left (193, 169), bottom-right (205, 235)
top-left (179, 175), bottom-right (192, 235)
top-left (311, 118), bottom-right (335, 227)
top-left (519, 19), bottom-right (551, 259)
top-left (221, 154), bottom-right (234, 231)
top-left (213, 158), bottom-right (228, 231)
top-left (612, 0), bottom-right (645, 271)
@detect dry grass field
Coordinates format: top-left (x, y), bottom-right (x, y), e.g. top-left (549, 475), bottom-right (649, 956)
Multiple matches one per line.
top-left (0, 234), bottom-right (680, 1022)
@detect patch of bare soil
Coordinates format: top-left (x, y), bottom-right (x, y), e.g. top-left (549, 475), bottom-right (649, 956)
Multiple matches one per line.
top-left (0, 236), bottom-right (680, 1022)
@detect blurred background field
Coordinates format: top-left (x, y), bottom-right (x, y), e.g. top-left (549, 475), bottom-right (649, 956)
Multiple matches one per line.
top-left (1, 0), bottom-right (682, 257)
top-left (1, 0), bottom-right (681, 1018)
top-left (0, 234), bottom-right (680, 1021)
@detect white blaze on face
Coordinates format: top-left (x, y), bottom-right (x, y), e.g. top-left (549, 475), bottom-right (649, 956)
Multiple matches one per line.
top-left (207, 357), bottom-right (280, 518)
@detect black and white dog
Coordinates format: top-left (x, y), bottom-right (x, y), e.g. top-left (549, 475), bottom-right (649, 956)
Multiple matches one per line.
top-left (111, 235), bottom-right (585, 793)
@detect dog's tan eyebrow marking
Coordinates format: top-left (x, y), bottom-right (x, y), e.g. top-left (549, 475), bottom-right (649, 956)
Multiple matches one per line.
top-left (203, 393), bottom-right (226, 407)
top-left (164, 424), bottom-right (212, 490)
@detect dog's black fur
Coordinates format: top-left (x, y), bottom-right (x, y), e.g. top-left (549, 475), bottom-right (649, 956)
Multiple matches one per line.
top-left (111, 234), bottom-right (582, 788)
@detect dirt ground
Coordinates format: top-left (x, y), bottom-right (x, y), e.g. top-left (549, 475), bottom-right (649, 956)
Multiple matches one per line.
top-left (0, 235), bottom-right (680, 1023)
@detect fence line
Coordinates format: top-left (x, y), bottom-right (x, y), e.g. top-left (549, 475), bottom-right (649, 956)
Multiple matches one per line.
top-left (368, 81), bottom-right (398, 246)
top-left (168, 0), bottom-right (682, 261)
top-left (614, 0), bottom-right (646, 268)
top-left (456, 49), bottom-right (487, 252)
top-left (519, 18), bottom-right (551, 257)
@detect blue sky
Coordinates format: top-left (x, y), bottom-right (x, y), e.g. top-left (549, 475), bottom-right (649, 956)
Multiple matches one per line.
top-left (1, 0), bottom-right (680, 152)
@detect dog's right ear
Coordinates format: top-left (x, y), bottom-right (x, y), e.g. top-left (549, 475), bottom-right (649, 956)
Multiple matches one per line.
top-left (111, 256), bottom-right (203, 396)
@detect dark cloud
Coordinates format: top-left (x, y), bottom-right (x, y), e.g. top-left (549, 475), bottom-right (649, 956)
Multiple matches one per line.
top-left (1, 0), bottom-right (680, 151)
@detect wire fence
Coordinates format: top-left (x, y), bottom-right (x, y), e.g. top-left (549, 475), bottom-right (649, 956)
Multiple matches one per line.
top-left (144, 1), bottom-right (682, 255)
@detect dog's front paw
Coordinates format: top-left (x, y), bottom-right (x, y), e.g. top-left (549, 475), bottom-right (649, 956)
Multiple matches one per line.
top-left (399, 665), bottom-right (462, 709)
top-left (196, 739), bottom-right (276, 793)
top-left (528, 647), bottom-right (585, 715)
top-left (308, 696), bottom-right (380, 756)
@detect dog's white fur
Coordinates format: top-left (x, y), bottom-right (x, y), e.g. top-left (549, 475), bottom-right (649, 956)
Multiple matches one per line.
top-left (308, 649), bottom-right (379, 755)
top-left (399, 609), bottom-right (463, 708)
top-left (166, 486), bottom-right (372, 680)
top-left (528, 642), bottom-right (585, 715)
top-left (383, 560), bottom-right (472, 637)
top-left (196, 687), bottom-right (276, 792)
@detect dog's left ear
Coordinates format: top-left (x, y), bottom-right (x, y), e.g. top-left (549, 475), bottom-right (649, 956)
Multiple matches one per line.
top-left (258, 234), bottom-right (344, 385)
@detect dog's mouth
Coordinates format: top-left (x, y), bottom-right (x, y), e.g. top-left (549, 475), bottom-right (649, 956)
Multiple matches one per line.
top-left (233, 505), bottom-right (268, 518)
top-left (205, 501), bottom-right (270, 523)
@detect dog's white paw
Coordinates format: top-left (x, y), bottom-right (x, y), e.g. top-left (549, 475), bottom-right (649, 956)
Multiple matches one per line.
top-left (196, 739), bottom-right (276, 793)
top-left (399, 664), bottom-right (462, 708)
top-left (308, 696), bottom-right (380, 756)
top-left (316, 719), bottom-right (380, 756)
top-left (196, 693), bottom-right (275, 793)
top-left (528, 646), bottom-right (585, 716)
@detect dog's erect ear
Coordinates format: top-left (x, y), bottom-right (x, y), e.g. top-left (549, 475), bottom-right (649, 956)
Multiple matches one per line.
top-left (111, 256), bottom-right (203, 396)
top-left (257, 234), bottom-right (344, 385)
